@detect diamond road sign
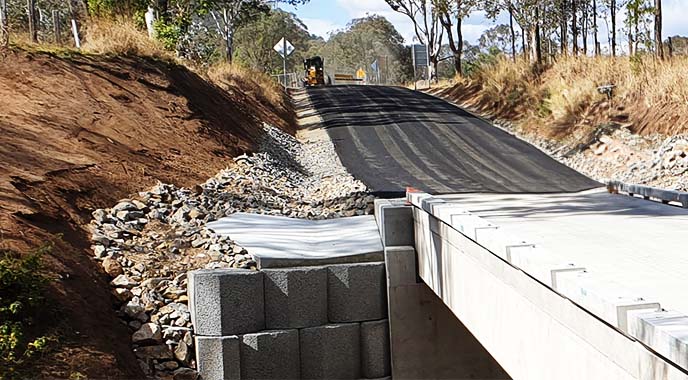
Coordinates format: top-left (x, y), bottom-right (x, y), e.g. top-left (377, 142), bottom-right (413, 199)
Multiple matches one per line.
top-left (274, 37), bottom-right (295, 58)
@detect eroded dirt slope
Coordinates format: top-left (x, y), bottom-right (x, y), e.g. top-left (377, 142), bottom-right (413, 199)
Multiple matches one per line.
top-left (0, 47), bottom-right (294, 378)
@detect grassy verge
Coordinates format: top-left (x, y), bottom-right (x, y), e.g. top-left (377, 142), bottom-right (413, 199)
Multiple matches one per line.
top-left (440, 55), bottom-right (688, 143)
top-left (0, 244), bottom-right (55, 380)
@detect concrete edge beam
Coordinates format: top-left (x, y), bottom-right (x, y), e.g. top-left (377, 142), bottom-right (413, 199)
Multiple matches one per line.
top-left (556, 270), bottom-right (661, 333)
top-left (629, 309), bottom-right (688, 371)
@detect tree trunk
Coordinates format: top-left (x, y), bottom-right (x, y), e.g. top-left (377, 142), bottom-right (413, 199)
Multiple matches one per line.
top-left (593, 0), bottom-right (600, 55)
top-left (454, 17), bottom-right (463, 76)
top-left (28, 0), bottom-right (37, 43)
top-left (157, 0), bottom-right (168, 19)
top-left (509, 6), bottom-right (516, 62)
top-left (655, 0), bottom-right (663, 59)
top-left (582, 0), bottom-right (588, 54)
top-left (53, 9), bottom-right (60, 43)
top-left (521, 25), bottom-right (527, 60)
top-left (611, 0), bottom-right (617, 56)
top-left (0, 0), bottom-right (8, 46)
top-left (561, 0), bottom-right (568, 55)
top-left (531, 8), bottom-right (542, 65)
top-left (223, 7), bottom-right (233, 63)
top-left (572, 0), bottom-right (578, 55)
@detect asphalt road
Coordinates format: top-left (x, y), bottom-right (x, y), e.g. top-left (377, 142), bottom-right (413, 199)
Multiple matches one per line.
top-left (303, 85), bottom-right (601, 196)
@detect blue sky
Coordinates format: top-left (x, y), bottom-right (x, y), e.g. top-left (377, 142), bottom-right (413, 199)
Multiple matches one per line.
top-left (281, 0), bottom-right (688, 51)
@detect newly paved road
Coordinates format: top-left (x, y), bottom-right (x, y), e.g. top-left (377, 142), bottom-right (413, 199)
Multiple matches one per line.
top-left (303, 85), bottom-right (600, 196)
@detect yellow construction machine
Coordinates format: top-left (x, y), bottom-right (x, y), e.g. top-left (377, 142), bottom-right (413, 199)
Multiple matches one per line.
top-left (303, 56), bottom-right (329, 86)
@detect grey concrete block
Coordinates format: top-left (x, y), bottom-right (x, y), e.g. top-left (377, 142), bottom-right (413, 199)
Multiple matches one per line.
top-left (240, 329), bottom-right (300, 380)
top-left (384, 246), bottom-right (417, 287)
top-left (189, 269), bottom-right (265, 336)
top-left (195, 335), bottom-right (240, 380)
top-left (263, 267), bottom-right (327, 329)
top-left (328, 263), bottom-right (387, 322)
top-left (300, 323), bottom-right (361, 379)
top-left (361, 320), bottom-right (391, 379)
top-left (376, 202), bottom-right (414, 247)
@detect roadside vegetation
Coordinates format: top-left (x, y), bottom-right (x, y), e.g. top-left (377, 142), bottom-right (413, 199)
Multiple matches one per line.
top-left (0, 244), bottom-right (53, 380)
top-left (438, 53), bottom-right (688, 142)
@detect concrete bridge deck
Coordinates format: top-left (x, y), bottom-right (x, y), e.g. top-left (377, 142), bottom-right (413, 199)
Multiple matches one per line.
top-left (378, 190), bottom-right (688, 380)
top-left (436, 188), bottom-right (688, 317)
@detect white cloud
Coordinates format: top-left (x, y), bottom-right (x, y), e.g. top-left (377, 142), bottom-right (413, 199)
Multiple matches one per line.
top-left (301, 17), bottom-right (344, 39)
top-left (335, 0), bottom-right (419, 43)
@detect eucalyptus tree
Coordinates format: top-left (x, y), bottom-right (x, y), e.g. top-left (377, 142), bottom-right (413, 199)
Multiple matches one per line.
top-left (483, 0), bottom-right (519, 61)
top-left (316, 15), bottom-right (413, 84)
top-left (433, 0), bottom-right (479, 75)
top-left (384, 0), bottom-right (444, 79)
top-left (654, 0), bottom-right (662, 59)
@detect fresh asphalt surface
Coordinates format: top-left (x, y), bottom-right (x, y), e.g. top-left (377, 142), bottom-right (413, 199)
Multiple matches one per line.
top-left (303, 85), bottom-right (601, 196)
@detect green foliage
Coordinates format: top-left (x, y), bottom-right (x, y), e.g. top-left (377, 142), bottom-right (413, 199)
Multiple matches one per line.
top-left (314, 15), bottom-right (413, 84)
top-left (233, 9), bottom-right (312, 74)
top-left (0, 244), bottom-right (53, 380)
top-left (87, 0), bottom-right (149, 17)
top-left (464, 45), bottom-right (502, 77)
top-left (154, 19), bottom-right (184, 51)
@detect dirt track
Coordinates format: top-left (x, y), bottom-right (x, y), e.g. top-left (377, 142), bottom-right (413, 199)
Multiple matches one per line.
top-left (0, 48), bottom-right (293, 378)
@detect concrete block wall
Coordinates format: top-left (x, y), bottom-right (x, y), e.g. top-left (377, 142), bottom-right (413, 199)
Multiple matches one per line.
top-left (189, 263), bottom-right (390, 380)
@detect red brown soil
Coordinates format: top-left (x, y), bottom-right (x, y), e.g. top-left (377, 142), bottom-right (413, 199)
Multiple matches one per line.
top-left (0, 47), bottom-right (294, 378)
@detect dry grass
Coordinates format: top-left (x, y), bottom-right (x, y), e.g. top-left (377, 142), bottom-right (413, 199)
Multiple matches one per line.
top-left (208, 62), bottom-right (284, 107)
top-left (440, 54), bottom-right (688, 139)
top-left (82, 18), bottom-right (172, 60)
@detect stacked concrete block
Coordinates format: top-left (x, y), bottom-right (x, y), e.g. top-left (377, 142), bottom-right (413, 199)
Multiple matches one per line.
top-left (300, 323), bottom-right (361, 379)
top-left (263, 267), bottom-right (328, 329)
top-left (328, 263), bottom-right (387, 322)
top-left (195, 335), bottom-right (240, 380)
top-left (360, 319), bottom-right (391, 379)
top-left (240, 329), bottom-right (300, 379)
top-left (191, 263), bottom-right (392, 380)
top-left (189, 269), bottom-right (265, 336)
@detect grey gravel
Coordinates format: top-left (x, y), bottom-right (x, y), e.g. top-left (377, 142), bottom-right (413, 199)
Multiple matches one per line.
top-left (88, 123), bottom-right (374, 379)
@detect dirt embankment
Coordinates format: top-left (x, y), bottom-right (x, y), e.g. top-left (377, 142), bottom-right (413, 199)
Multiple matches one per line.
top-left (0, 47), bottom-right (294, 378)
top-left (429, 57), bottom-right (688, 191)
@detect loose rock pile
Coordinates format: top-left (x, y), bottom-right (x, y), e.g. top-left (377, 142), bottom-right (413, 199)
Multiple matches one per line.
top-left (558, 131), bottom-right (688, 191)
top-left (89, 124), bottom-right (374, 379)
top-left (498, 120), bottom-right (688, 192)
